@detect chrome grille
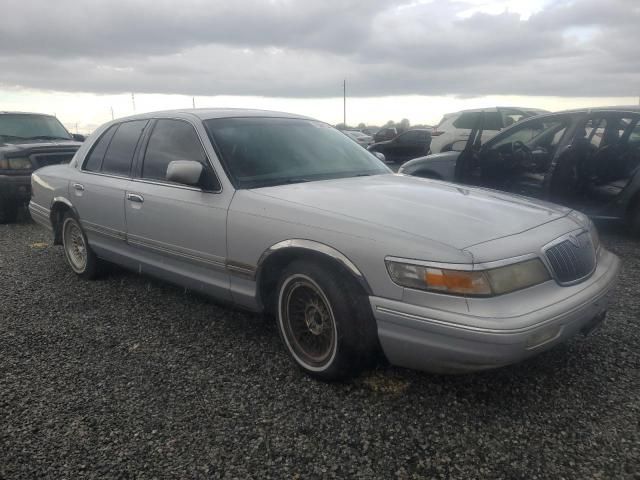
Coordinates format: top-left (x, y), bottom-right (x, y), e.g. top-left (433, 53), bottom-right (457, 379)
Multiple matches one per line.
top-left (545, 231), bottom-right (596, 284)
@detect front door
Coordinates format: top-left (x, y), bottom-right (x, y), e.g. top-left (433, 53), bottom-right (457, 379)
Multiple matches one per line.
top-left (124, 118), bottom-right (233, 300)
top-left (555, 113), bottom-right (640, 216)
top-left (477, 115), bottom-right (572, 198)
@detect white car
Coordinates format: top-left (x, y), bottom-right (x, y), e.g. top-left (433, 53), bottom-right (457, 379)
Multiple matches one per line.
top-left (430, 107), bottom-right (548, 154)
top-left (343, 130), bottom-right (373, 147)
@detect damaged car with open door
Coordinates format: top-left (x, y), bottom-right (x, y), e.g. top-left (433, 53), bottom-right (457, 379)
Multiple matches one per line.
top-left (400, 107), bottom-right (640, 235)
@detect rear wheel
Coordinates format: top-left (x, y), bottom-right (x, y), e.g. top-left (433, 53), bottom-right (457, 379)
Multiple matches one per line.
top-left (62, 213), bottom-right (100, 279)
top-left (276, 259), bottom-right (378, 381)
top-left (0, 201), bottom-right (19, 224)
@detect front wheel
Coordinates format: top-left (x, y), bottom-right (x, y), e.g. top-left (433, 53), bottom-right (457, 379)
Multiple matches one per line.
top-left (62, 213), bottom-right (100, 279)
top-left (276, 260), bottom-right (378, 381)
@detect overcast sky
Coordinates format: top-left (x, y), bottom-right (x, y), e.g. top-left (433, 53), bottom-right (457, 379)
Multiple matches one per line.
top-left (1, 0), bottom-right (638, 131)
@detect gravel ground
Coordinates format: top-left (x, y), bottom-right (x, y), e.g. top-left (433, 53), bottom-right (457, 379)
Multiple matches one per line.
top-left (1, 214), bottom-right (638, 479)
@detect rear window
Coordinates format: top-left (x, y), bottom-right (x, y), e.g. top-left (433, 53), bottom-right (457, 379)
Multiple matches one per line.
top-left (101, 120), bottom-right (148, 176)
top-left (453, 112), bottom-right (502, 131)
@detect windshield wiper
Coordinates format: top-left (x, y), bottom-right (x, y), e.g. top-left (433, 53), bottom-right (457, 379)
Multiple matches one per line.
top-left (245, 177), bottom-right (311, 189)
top-left (281, 178), bottom-right (310, 184)
top-left (0, 134), bottom-right (28, 141)
top-left (27, 135), bottom-right (71, 141)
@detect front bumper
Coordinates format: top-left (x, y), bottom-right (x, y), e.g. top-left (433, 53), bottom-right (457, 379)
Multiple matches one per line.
top-left (370, 248), bottom-right (621, 374)
top-left (0, 174), bottom-right (31, 204)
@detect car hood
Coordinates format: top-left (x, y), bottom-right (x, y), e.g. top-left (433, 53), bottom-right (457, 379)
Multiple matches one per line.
top-left (250, 173), bottom-right (572, 250)
top-left (0, 139), bottom-right (82, 154)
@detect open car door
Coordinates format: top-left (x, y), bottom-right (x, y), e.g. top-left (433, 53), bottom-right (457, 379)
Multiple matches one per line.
top-left (454, 111), bottom-right (484, 185)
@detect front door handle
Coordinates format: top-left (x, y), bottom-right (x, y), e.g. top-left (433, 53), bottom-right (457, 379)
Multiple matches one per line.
top-left (73, 183), bottom-right (84, 191)
top-left (126, 193), bottom-right (144, 203)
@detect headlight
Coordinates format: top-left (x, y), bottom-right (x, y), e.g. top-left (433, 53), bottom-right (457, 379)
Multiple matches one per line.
top-left (3, 157), bottom-right (32, 169)
top-left (385, 258), bottom-right (550, 297)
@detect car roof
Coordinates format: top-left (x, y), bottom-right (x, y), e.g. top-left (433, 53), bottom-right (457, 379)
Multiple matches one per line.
top-left (0, 111), bottom-right (57, 117)
top-left (444, 106), bottom-right (545, 116)
top-left (110, 108), bottom-right (315, 123)
top-left (554, 105), bottom-right (640, 115)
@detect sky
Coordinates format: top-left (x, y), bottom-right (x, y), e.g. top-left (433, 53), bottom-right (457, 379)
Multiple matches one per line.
top-left (1, 0), bottom-right (638, 133)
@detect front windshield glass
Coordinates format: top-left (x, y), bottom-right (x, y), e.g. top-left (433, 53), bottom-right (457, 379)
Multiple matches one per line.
top-left (204, 117), bottom-right (390, 188)
top-left (0, 114), bottom-right (72, 142)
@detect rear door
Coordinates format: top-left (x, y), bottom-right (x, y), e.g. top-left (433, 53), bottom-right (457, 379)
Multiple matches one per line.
top-left (561, 113), bottom-right (640, 216)
top-left (124, 118), bottom-right (232, 300)
top-left (73, 120), bottom-right (148, 256)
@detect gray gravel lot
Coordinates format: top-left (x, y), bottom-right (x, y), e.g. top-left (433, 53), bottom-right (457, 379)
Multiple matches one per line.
top-left (1, 214), bottom-right (638, 479)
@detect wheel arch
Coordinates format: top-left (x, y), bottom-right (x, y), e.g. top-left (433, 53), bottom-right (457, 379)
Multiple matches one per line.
top-left (49, 196), bottom-right (78, 245)
top-left (255, 239), bottom-right (372, 313)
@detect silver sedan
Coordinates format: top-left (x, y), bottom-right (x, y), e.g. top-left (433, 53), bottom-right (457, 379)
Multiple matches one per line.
top-left (29, 109), bottom-right (620, 380)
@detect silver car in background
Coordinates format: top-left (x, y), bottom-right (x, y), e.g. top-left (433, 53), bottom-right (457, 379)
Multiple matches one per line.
top-left (30, 109), bottom-right (620, 380)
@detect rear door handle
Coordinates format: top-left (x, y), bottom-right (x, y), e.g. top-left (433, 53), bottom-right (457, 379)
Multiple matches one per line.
top-left (73, 183), bottom-right (84, 191)
top-left (126, 193), bottom-right (144, 203)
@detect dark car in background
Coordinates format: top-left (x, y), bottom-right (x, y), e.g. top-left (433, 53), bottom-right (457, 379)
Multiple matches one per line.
top-left (400, 107), bottom-right (640, 234)
top-left (0, 112), bottom-right (84, 222)
top-left (373, 127), bottom-right (398, 143)
top-left (368, 128), bottom-right (431, 164)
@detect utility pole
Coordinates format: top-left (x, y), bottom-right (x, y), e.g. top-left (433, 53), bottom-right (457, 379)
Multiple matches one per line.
top-left (192, 97), bottom-right (196, 109)
top-left (131, 93), bottom-right (136, 113)
top-left (110, 106), bottom-right (114, 120)
top-left (343, 79), bottom-right (346, 127)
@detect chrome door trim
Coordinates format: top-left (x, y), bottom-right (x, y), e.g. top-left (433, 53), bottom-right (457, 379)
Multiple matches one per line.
top-left (127, 233), bottom-right (226, 270)
top-left (81, 220), bottom-right (127, 241)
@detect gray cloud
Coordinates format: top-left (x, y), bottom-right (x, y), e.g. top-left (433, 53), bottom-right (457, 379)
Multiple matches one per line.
top-left (0, 0), bottom-right (638, 98)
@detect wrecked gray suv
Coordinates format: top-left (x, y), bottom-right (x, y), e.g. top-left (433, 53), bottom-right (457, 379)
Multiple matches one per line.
top-left (0, 112), bottom-right (83, 223)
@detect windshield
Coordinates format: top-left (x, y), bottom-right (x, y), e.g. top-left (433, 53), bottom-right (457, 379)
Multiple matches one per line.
top-left (0, 114), bottom-right (72, 142)
top-left (204, 117), bottom-right (390, 188)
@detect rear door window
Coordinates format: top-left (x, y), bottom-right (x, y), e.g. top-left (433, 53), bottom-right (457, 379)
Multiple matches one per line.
top-left (101, 120), bottom-right (148, 176)
top-left (83, 125), bottom-right (117, 172)
top-left (396, 130), bottom-right (424, 144)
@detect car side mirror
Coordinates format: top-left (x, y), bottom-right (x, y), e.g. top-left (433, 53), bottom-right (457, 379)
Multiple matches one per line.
top-left (166, 160), bottom-right (203, 186)
top-left (72, 133), bottom-right (86, 142)
top-left (450, 140), bottom-right (467, 152)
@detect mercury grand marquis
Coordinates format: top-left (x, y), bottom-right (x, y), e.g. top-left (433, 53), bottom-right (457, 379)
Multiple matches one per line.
top-left (29, 109), bottom-right (620, 380)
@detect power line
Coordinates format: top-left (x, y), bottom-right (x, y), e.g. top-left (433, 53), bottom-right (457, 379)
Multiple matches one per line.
top-left (343, 79), bottom-right (346, 126)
